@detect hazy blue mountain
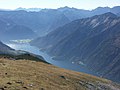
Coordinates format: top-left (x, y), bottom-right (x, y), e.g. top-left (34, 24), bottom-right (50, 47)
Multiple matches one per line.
top-left (0, 10), bottom-right (70, 36)
top-left (16, 7), bottom-right (42, 12)
top-left (57, 6), bottom-right (90, 21)
top-left (0, 17), bottom-right (38, 41)
top-left (111, 6), bottom-right (120, 14)
top-left (31, 12), bottom-right (118, 52)
top-left (0, 18), bottom-right (15, 34)
top-left (1, 25), bottom-right (37, 41)
top-left (0, 6), bottom-right (120, 37)
top-left (117, 12), bottom-right (120, 16)
top-left (15, 6), bottom-right (120, 21)
top-left (31, 12), bottom-right (120, 82)
top-left (91, 7), bottom-right (110, 16)
top-left (38, 6), bottom-right (120, 21)
top-left (0, 19), bottom-right (9, 34)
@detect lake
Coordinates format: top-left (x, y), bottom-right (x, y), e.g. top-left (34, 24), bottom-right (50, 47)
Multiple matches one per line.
top-left (6, 43), bottom-right (97, 76)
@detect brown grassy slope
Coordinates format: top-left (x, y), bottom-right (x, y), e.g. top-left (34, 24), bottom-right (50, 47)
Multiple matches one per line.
top-left (0, 58), bottom-right (120, 90)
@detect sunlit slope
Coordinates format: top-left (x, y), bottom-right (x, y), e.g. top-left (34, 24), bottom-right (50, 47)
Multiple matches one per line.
top-left (0, 58), bottom-right (120, 90)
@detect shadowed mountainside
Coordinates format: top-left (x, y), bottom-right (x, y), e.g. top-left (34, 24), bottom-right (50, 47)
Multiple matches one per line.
top-left (31, 12), bottom-right (120, 82)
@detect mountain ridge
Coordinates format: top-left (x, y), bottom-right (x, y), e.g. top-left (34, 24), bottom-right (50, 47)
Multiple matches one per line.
top-left (30, 12), bottom-right (120, 82)
top-left (0, 6), bottom-right (120, 37)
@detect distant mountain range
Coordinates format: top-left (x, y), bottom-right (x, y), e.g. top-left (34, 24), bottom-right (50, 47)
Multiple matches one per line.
top-left (16, 6), bottom-right (120, 15)
top-left (16, 7), bottom-right (42, 12)
top-left (30, 12), bottom-right (120, 83)
top-left (0, 18), bottom-right (37, 41)
top-left (2, 25), bottom-right (37, 40)
top-left (0, 6), bottom-right (120, 39)
top-left (15, 6), bottom-right (120, 19)
top-left (0, 10), bottom-right (70, 37)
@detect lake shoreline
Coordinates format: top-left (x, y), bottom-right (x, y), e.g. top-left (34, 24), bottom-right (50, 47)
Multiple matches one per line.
top-left (5, 42), bottom-right (98, 76)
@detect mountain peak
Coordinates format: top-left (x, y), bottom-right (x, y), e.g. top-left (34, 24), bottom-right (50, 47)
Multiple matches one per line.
top-left (102, 12), bottom-right (117, 17)
top-left (58, 6), bottom-right (78, 11)
top-left (59, 6), bottom-right (70, 9)
top-left (91, 12), bottom-right (117, 20)
top-left (95, 6), bottom-right (110, 10)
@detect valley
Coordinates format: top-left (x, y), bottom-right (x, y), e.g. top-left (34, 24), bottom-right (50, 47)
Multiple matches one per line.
top-left (5, 42), bottom-right (97, 76)
top-left (0, 3), bottom-right (120, 89)
top-left (31, 12), bottom-right (120, 83)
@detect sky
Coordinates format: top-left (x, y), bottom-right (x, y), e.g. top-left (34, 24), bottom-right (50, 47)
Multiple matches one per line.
top-left (0, 0), bottom-right (120, 10)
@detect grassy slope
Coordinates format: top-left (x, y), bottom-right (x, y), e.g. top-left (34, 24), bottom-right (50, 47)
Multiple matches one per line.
top-left (0, 54), bottom-right (48, 64)
top-left (0, 58), bottom-right (120, 90)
